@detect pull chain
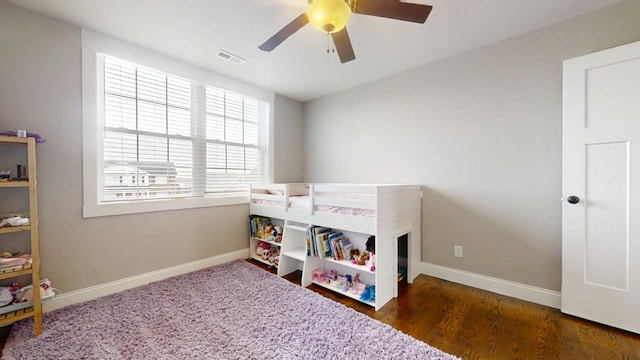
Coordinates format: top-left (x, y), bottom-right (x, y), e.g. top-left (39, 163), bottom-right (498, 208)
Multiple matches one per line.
top-left (326, 32), bottom-right (335, 54)
top-left (327, 32), bottom-right (330, 53)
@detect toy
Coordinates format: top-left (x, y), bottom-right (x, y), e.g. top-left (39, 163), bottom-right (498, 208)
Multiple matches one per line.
top-left (0, 288), bottom-right (12, 306)
top-left (312, 269), bottom-right (326, 282)
top-left (0, 131), bottom-right (46, 143)
top-left (269, 253), bottom-right (279, 267)
top-left (13, 286), bottom-right (44, 303)
top-left (0, 216), bottom-right (29, 227)
top-left (369, 253), bottom-right (376, 272)
top-left (273, 226), bottom-right (283, 243)
top-left (349, 248), bottom-right (371, 266)
top-left (350, 274), bottom-right (366, 294)
top-left (366, 236), bottom-right (375, 253)
top-left (344, 274), bottom-right (353, 291)
top-left (360, 285), bottom-right (376, 302)
top-left (349, 248), bottom-right (360, 262)
top-left (12, 278), bottom-right (55, 303)
top-left (262, 224), bottom-right (283, 243)
top-left (325, 269), bottom-right (338, 281)
top-left (256, 241), bottom-right (270, 257)
top-left (357, 251), bottom-right (369, 266)
top-left (267, 247), bottom-right (279, 265)
top-left (263, 224), bottom-right (275, 241)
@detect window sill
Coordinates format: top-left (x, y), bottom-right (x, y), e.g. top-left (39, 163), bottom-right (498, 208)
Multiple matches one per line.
top-left (82, 194), bottom-right (249, 218)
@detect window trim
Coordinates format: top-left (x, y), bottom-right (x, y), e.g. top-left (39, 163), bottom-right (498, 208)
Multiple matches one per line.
top-left (81, 29), bottom-right (274, 218)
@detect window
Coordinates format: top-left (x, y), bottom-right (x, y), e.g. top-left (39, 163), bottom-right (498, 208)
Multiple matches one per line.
top-left (82, 30), bottom-right (273, 217)
top-left (205, 88), bottom-right (263, 192)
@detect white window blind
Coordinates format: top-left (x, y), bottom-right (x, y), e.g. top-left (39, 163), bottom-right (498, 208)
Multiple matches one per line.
top-left (100, 55), bottom-right (270, 203)
top-left (205, 88), bottom-right (267, 193)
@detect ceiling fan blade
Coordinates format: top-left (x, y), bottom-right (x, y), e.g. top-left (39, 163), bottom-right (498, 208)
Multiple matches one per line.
top-left (353, 0), bottom-right (433, 23)
top-left (259, 13), bottom-right (309, 52)
top-left (331, 27), bottom-right (356, 64)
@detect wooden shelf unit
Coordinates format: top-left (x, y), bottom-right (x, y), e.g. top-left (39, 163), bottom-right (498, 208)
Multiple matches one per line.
top-left (0, 181), bottom-right (29, 188)
top-left (0, 268), bottom-right (33, 281)
top-left (0, 307), bottom-right (35, 328)
top-left (0, 225), bottom-right (31, 234)
top-left (0, 135), bottom-right (42, 336)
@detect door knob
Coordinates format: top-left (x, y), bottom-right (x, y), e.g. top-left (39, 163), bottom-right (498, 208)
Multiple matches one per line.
top-left (567, 195), bottom-right (580, 204)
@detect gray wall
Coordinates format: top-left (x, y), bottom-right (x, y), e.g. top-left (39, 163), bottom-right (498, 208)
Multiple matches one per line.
top-left (0, 1), bottom-right (304, 293)
top-left (303, 0), bottom-right (640, 291)
top-left (274, 95), bottom-right (305, 182)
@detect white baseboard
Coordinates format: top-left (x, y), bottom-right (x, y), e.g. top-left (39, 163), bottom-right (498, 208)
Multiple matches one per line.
top-left (419, 262), bottom-right (561, 309)
top-left (44, 248), bottom-right (249, 313)
top-left (43, 252), bottom-right (559, 313)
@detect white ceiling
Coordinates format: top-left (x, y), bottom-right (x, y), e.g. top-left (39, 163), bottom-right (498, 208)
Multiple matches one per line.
top-left (8, 0), bottom-right (622, 102)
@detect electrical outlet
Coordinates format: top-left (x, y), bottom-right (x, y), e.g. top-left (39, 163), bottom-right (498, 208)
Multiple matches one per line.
top-left (454, 245), bottom-right (463, 258)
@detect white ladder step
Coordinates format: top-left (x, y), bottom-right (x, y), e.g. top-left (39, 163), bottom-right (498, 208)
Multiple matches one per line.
top-left (285, 224), bottom-right (307, 232)
top-left (284, 220), bottom-right (307, 233)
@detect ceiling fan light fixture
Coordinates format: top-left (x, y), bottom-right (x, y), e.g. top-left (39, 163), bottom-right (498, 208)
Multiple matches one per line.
top-left (307, 0), bottom-right (351, 34)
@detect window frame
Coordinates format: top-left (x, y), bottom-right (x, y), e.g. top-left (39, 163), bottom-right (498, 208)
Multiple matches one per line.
top-left (81, 30), bottom-right (274, 218)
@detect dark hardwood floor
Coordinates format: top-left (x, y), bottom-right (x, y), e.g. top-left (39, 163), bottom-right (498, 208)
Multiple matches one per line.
top-left (251, 260), bottom-right (640, 360)
top-left (1, 260), bottom-right (638, 359)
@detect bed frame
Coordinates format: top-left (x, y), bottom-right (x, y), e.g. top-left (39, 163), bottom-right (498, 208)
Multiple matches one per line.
top-left (249, 183), bottom-right (422, 310)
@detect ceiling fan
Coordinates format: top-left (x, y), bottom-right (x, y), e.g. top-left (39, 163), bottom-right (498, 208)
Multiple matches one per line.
top-left (258, 0), bottom-right (433, 64)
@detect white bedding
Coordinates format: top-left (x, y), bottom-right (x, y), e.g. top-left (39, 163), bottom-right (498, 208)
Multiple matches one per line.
top-left (254, 194), bottom-right (375, 217)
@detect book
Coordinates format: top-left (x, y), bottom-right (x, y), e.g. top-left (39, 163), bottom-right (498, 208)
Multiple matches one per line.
top-left (339, 238), bottom-right (353, 260)
top-left (330, 237), bottom-right (340, 260)
top-left (249, 215), bottom-right (257, 237)
top-left (307, 226), bottom-right (317, 256)
top-left (312, 227), bottom-right (331, 258)
top-left (318, 232), bottom-right (332, 259)
top-left (249, 216), bottom-right (272, 239)
top-left (328, 232), bottom-right (345, 260)
top-left (306, 225), bottom-right (314, 256)
top-left (308, 226), bottom-right (316, 256)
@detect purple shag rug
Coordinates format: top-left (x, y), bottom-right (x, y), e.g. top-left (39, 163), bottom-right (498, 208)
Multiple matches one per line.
top-left (2, 260), bottom-right (459, 360)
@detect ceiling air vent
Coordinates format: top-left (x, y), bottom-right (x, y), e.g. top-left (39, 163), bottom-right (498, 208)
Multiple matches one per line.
top-left (216, 50), bottom-right (246, 65)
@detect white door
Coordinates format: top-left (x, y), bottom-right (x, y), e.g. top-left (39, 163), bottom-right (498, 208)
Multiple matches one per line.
top-left (562, 40), bottom-right (640, 334)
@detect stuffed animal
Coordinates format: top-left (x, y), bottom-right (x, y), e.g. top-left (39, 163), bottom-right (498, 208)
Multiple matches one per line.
top-left (13, 286), bottom-right (44, 303)
top-left (360, 285), bottom-right (376, 302)
top-left (263, 224), bottom-right (274, 241)
top-left (256, 241), bottom-right (270, 257)
top-left (12, 278), bottom-right (54, 303)
top-left (268, 253), bottom-right (279, 266)
top-left (273, 226), bottom-right (283, 243)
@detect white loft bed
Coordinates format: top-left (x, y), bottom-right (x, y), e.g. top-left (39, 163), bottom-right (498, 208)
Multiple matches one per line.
top-left (249, 183), bottom-right (422, 310)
